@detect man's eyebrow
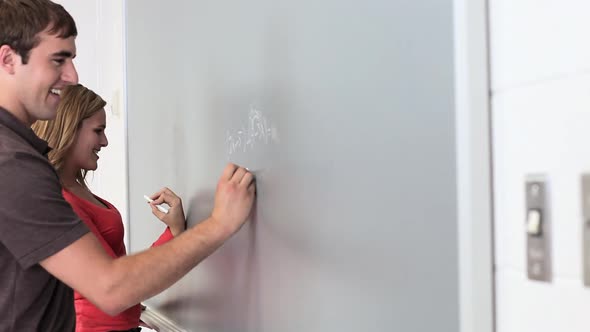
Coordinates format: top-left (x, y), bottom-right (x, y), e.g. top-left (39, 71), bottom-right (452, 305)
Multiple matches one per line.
top-left (51, 51), bottom-right (75, 58)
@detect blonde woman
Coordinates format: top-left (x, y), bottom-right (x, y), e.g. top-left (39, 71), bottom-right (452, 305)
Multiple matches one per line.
top-left (32, 84), bottom-right (185, 332)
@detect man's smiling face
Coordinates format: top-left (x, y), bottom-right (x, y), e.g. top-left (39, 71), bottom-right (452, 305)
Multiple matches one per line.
top-left (12, 29), bottom-right (78, 125)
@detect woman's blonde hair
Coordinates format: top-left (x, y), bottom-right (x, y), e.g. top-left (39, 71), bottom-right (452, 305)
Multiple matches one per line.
top-left (32, 83), bottom-right (106, 189)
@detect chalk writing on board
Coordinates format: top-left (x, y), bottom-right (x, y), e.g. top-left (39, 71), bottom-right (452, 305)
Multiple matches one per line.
top-left (226, 106), bottom-right (279, 155)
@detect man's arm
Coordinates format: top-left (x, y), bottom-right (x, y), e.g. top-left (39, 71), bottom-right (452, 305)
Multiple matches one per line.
top-left (41, 215), bottom-right (231, 315)
top-left (40, 163), bottom-right (255, 316)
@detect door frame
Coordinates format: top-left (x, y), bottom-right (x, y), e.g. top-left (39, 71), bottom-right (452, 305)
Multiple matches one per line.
top-left (454, 0), bottom-right (495, 331)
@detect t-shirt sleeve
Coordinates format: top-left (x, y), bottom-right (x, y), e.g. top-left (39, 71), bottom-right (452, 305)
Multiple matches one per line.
top-left (151, 227), bottom-right (174, 247)
top-left (0, 151), bottom-right (89, 268)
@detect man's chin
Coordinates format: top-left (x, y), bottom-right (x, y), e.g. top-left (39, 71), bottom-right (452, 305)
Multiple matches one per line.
top-left (37, 109), bottom-right (58, 121)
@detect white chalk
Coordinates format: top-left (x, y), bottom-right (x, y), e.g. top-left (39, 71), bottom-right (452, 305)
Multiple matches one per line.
top-left (143, 195), bottom-right (169, 214)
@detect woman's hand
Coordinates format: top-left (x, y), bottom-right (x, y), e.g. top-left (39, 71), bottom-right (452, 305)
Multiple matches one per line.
top-left (146, 187), bottom-right (186, 236)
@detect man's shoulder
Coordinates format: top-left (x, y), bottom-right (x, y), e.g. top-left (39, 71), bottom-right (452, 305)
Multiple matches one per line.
top-left (0, 123), bottom-right (36, 154)
top-left (0, 127), bottom-right (54, 186)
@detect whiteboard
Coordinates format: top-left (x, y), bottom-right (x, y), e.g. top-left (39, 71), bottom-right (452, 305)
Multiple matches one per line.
top-left (126, 0), bottom-right (458, 331)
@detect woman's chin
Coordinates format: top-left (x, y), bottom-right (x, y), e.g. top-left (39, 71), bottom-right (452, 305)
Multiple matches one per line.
top-left (84, 164), bottom-right (98, 172)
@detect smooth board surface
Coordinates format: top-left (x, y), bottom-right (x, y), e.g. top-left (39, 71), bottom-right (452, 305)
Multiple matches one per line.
top-left (126, 1), bottom-right (458, 331)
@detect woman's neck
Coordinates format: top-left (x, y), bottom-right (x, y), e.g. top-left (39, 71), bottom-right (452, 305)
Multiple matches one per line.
top-left (59, 168), bottom-right (82, 190)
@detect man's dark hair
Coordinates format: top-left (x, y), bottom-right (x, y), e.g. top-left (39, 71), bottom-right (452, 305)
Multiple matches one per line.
top-left (0, 0), bottom-right (77, 64)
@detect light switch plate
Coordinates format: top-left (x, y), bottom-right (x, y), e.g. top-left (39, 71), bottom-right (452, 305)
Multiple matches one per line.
top-left (580, 174), bottom-right (590, 286)
top-left (525, 175), bottom-right (552, 282)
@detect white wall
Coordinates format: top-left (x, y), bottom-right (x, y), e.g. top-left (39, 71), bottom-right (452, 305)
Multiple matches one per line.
top-left (50, 1), bottom-right (590, 331)
top-left (490, 0), bottom-right (590, 331)
top-left (53, 0), bottom-right (128, 244)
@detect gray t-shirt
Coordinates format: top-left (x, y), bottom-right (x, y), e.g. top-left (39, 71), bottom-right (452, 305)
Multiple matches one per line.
top-left (0, 107), bottom-right (89, 331)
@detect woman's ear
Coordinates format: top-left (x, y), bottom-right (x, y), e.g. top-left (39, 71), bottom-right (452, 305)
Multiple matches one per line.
top-left (0, 45), bottom-right (18, 75)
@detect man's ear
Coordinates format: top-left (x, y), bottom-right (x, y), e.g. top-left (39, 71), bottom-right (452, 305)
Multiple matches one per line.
top-left (0, 45), bottom-right (18, 75)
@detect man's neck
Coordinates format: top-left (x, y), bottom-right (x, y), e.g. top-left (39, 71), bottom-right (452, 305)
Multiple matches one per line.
top-left (0, 101), bottom-right (31, 126)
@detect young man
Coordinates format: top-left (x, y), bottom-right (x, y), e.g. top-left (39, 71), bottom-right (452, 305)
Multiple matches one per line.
top-left (0, 1), bottom-right (256, 330)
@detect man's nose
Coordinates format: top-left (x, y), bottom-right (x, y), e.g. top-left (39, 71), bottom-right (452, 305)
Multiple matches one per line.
top-left (62, 61), bottom-right (79, 84)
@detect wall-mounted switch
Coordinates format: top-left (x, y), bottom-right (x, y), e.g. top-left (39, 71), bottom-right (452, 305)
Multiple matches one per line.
top-left (580, 174), bottom-right (590, 287)
top-left (525, 175), bottom-right (552, 282)
top-left (526, 209), bottom-right (542, 236)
